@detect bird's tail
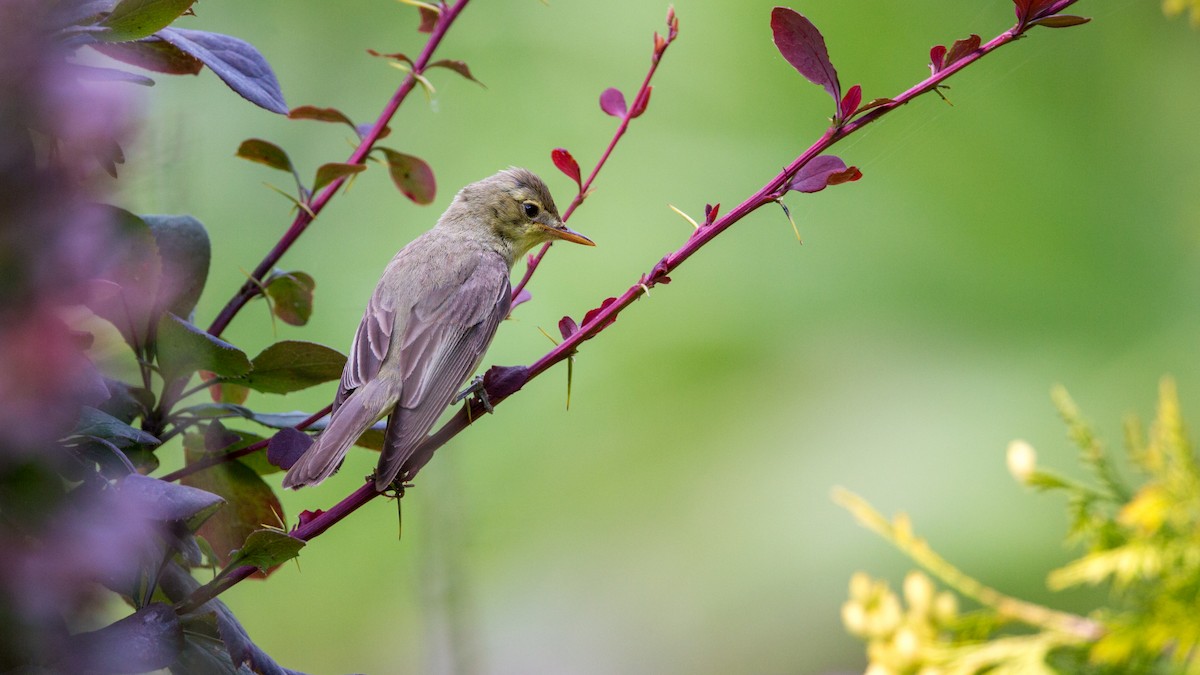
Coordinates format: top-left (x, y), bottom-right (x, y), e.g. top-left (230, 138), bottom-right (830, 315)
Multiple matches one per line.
top-left (282, 380), bottom-right (393, 489)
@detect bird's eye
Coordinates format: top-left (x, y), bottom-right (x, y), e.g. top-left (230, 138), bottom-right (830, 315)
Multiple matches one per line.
top-left (522, 202), bottom-right (540, 218)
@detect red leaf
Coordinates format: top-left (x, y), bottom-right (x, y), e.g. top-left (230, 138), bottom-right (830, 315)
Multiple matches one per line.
top-left (582, 297), bottom-right (618, 331)
top-left (770, 7), bottom-right (841, 105)
top-left (929, 44), bottom-right (947, 73)
top-left (599, 87), bottom-right (627, 117)
top-left (788, 155), bottom-right (859, 193)
top-left (630, 85), bottom-right (653, 118)
top-left (428, 59), bottom-right (484, 86)
top-left (1030, 14), bottom-right (1091, 27)
top-left (558, 316), bottom-right (579, 340)
top-left (417, 6), bottom-right (438, 33)
top-left (944, 34), bottom-right (981, 69)
top-left (839, 84), bottom-right (862, 121)
top-left (551, 148), bottom-right (582, 188)
top-left (1014, 0), bottom-right (1058, 24)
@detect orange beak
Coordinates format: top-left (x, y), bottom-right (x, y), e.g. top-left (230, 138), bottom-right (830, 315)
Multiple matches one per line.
top-left (542, 223), bottom-right (595, 246)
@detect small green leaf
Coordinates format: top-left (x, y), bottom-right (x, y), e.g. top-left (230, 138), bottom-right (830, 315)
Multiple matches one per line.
top-left (312, 162), bottom-right (366, 193)
top-left (377, 148), bottom-right (436, 205)
top-left (73, 407), bottom-right (161, 447)
top-left (264, 270), bottom-right (315, 326)
top-left (99, 0), bottom-right (196, 42)
top-left (242, 341), bottom-right (347, 395)
top-left (235, 138), bottom-right (293, 173)
top-left (156, 314), bottom-right (252, 382)
top-left (225, 529), bottom-right (304, 574)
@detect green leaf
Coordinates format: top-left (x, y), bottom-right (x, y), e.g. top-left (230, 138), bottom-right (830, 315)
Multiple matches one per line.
top-left (242, 341), bottom-right (346, 395)
top-left (73, 406), bottom-right (161, 447)
top-left (144, 214), bottom-right (210, 320)
top-left (157, 27), bottom-right (288, 115)
top-left (312, 162), bottom-right (366, 193)
top-left (377, 148), bottom-right (436, 205)
top-left (264, 270), bottom-right (315, 326)
top-left (235, 138), bottom-right (293, 173)
top-left (99, 0), bottom-right (196, 42)
top-left (156, 313), bottom-right (251, 382)
top-left (224, 529), bottom-right (304, 574)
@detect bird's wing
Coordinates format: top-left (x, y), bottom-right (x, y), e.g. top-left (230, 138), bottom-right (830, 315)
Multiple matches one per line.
top-left (374, 251), bottom-right (512, 488)
top-left (335, 285), bottom-right (394, 411)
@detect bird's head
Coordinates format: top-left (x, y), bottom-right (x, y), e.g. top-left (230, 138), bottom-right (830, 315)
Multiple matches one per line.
top-left (454, 168), bottom-right (594, 259)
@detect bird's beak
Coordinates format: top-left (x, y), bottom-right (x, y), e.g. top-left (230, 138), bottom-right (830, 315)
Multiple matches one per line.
top-left (542, 222), bottom-right (595, 246)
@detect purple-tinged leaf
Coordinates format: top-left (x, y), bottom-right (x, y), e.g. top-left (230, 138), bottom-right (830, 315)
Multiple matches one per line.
top-left (62, 603), bottom-right (182, 673)
top-left (264, 270), bottom-right (315, 326)
top-left (558, 316), bottom-right (579, 340)
top-left (482, 364), bottom-right (530, 400)
top-left (297, 509), bottom-right (324, 528)
top-left (630, 85), bottom-right (653, 118)
top-left (144, 213), bottom-right (210, 320)
top-left (666, 6), bottom-right (679, 39)
top-left (313, 162), bottom-right (365, 193)
top-left (857, 97), bottom-right (894, 115)
top-left (839, 84), bottom-right (862, 121)
top-left (74, 407), bottom-right (161, 448)
top-left (288, 104), bottom-right (355, 127)
top-left (429, 59), bottom-right (484, 86)
top-left (157, 27), bottom-right (288, 114)
top-left (235, 138), bottom-right (292, 173)
top-left (366, 49), bottom-right (415, 67)
top-left (770, 7), bottom-right (841, 105)
top-left (704, 202), bottom-right (721, 225)
top-left (91, 37), bottom-right (203, 75)
top-left (943, 34), bottom-right (981, 70)
top-left (1030, 14), bottom-right (1091, 27)
top-left (99, 0), bottom-right (196, 42)
top-left (551, 148), bottom-right (582, 189)
top-left (118, 473), bottom-right (224, 530)
top-left (789, 155), bottom-right (862, 193)
top-left (582, 297), bottom-right (618, 331)
top-left (1014, 0), bottom-right (1058, 24)
top-left (599, 87), bottom-right (627, 117)
top-left (417, 6), bottom-right (439, 33)
top-left (378, 148), bottom-right (436, 205)
top-left (510, 288), bottom-right (532, 311)
top-left (266, 428), bottom-right (311, 470)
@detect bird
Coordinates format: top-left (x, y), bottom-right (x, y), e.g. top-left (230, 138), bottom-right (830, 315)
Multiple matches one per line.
top-left (282, 168), bottom-right (594, 491)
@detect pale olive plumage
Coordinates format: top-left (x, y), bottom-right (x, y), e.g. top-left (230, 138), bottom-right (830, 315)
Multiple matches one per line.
top-left (282, 168), bottom-right (593, 491)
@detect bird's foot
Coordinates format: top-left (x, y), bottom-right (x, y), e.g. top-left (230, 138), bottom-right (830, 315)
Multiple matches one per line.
top-left (374, 474), bottom-right (414, 499)
top-left (453, 375), bottom-right (494, 414)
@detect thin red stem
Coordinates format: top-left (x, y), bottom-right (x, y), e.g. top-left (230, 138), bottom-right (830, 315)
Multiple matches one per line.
top-left (206, 0), bottom-right (473, 339)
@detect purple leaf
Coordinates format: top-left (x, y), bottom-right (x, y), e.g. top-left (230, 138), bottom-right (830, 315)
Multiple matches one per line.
top-left (599, 87), bottom-right (627, 117)
top-left (788, 155), bottom-right (861, 193)
top-left (944, 34), bottom-right (981, 70)
top-left (929, 45), bottom-right (947, 73)
top-left (510, 288), bottom-right (532, 311)
top-left (90, 38), bottom-right (203, 75)
top-left (551, 148), bottom-right (582, 188)
top-left (482, 364), bottom-right (530, 400)
top-left (267, 428), bottom-right (312, 471)
top-left (558, 316), bottom-right (579, 340)
top-left (62, 603), bottom-right (181, 673)
top-left (157, 27), bottom-right (288, 115)
top-left (770, 7), bottom-right (841, 105)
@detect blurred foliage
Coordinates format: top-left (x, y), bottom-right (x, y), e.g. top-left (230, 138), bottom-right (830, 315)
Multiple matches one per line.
top-left (840, 379), bottom-right (1200, 673)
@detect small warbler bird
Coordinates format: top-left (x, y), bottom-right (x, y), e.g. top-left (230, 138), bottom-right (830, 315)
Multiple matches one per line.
top-left (283, 168), bottom-right (593, 491)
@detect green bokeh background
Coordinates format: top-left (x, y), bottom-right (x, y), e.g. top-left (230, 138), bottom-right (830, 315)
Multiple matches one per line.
top-left (116, 1), bottom-right (1200, 672)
